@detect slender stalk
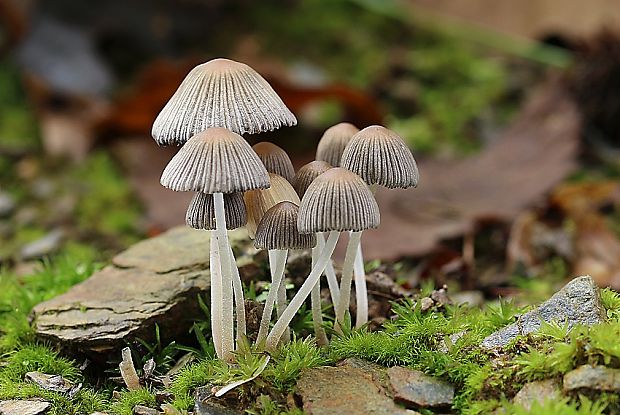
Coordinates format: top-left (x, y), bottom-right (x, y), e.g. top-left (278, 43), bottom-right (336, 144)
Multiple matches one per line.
top-left (354, 241), bottom-right (368, 328)
top-left (213, 192), bottom-right (234, 361)
top-left (266, 231), bottom-right (340, 350)
top-left (317, 232), bottom-right (340, 306)
top-left (335, 231), bottom-right (362, 334)
top-left (311, 247), bottom-right (329, 346)
top-left (257, 250), bottom-right (288, 344)
top-left (209, 231), bottom-right (223, 359)
top-left (229, 244), bottom-right (246, 341)
top-left (269, 250), bottom-right (291, 344)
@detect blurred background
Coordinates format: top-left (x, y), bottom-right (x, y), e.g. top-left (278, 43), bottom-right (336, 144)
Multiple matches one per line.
top-left (2, 0), bottom-right (620, 299)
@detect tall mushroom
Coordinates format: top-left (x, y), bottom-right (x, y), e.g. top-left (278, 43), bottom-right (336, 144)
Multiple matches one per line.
top-left (265, 168), bottom-right (379, 350)
top-left (315, 122), bottom-right (359, 167)
top-left (341, 125), bottom-right (419, 327)
top-left (161, 128), bottom-right (269, 361)
top-left (254, 202), bottom-right (319, 345)
top-left (253, 142), bottom-right (296, 183)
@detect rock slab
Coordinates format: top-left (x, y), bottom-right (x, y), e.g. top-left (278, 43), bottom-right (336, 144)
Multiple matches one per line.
top-left (387, 366), bottom-right (454, 409)
top-left (482, 276), bottom-right (605, 349)
top-left (513, 379), bottom-right (561, 410)
top-left (563, 365), bottom-right (620, 392)
top-left (0, 400), bottom-right (50, 415)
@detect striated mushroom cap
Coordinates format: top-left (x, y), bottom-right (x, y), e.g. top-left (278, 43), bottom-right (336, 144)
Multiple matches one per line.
top-left (341, 125), bottom-right (419, 189)
top-left (252, 142), bottom-right (295, 183)
top-left (186, 192), bottom-right (247, 230)
top-left (161, 127), bottom-right (270, 193)
top-left (244, 173), bottom-right (300, 239)
top-left (292, 160), bottom-right (332, 198)
top-left (152, 58), bottom-right (297, 145)
top-left (298, 168), bottom-right (380, 233)
top-left (316, 122), bottom-right (359, 167)
top-left (255, 201), bottom-right (316, 250)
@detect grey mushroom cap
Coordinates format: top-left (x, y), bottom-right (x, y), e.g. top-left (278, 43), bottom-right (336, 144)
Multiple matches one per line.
top-left (316, 122), bottom-right (359, 167)
top-left (292, 160), bottom-right (332, 198)
top-left (152, 58), bottom-right (297, 146)
top-left (186, 192), bottom-right (247, 230)
top-left (160, 127), bottom-right (270, 194)
top-left (255, 201), bottom-right (317, 250)
top-left (298, 168), bottom-right (380, 233)
top-left (252, 142), bottom-right (296, 183)
top-left (341, 125), bottom-right (419, 189)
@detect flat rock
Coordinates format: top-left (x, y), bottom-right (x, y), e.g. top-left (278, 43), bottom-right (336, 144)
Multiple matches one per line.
top-left (481, 276), bottom-right (604, 349)
top-left (194, 386), bottom-right (244, 415)
top-left (296, 360), bottom-right (419, 415)
top-left (388, 367), bottom-right (454, 409)
top-left (0, 400), bottom-right (50, 415)
top-left (31, 226), bottom-right (252, 356)
top-left (563, 365), bottom-right (620, 392)
top-left (25, 372), bottom-right (74, 394)
top-left (513, 379), bottom-right (561, 410)
top-left (20, 229), bottom-right (64, 260)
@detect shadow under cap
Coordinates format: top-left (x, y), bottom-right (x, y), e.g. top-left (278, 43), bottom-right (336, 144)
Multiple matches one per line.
top-left (341, 125), bottom-right (419, 189)
top-left (298, 167), bottom-right (380, 233)
top-left (186, 192), bottom-right (247, 230)
top-left (152, 58), bottom-right (297, 146)
top-left (160, 127), bottom-right (270, 194)
top-left (316, 122), bottom-right (360, 167)
top-left (293, 160), bottom-right (333, 198)
top-left (253, 142), bottom-right (296, 183)
top-left (255, 201), bottom-right (317, 250)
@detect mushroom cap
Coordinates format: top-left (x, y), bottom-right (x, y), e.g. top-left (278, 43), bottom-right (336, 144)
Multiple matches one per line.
top-left (316, 122), bottom-right (359, 167)
top-left (244, 173), bottom-right (301, 239)
top-left (255, 201), bottom-right (316, 250)
top-left (252, 142), bottom-right (295, 183)
top-left (161, 127), bottom-right (270, 193)
top-left (186, 192), bottom-right (247, 230)
top-left (341, 125), bottom-right (419, 189)
top-left (292, 160), bottom-right (332, 198)
top-left (298, 167), bottom-right (380, 233)
top-left (152, 58), bottom-right (297, 145)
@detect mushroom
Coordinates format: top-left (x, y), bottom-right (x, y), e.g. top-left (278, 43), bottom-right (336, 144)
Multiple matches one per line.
top-left (341, 125), bottom-right (419, 327)
top-left (254, 202), bottom-right (319, 345)
top-left (253, 142), bottom-right (296, 183)
top-left (185, 192), bottom-right (247, 357)
top-left (265, 168), bottom-right (379, 350)
top-left (292, 161), bottom-right (340, 308)
top-left (152, 58), bottom-right (297, 146)
top-left (315, 122), bottom-right (359, 167)
top-left (161, 127), bottom-right (269, 361)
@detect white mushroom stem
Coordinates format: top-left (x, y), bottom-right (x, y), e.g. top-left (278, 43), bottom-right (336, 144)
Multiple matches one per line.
top-left (354, 240), bottom-right (368, 328)
top-left (213, 192), bottom-right (235, 361)
top-left (317, 232), bottom-right (340, 306)
top-left (311, 246), bottom-right (329, 346)
top-left (269, 250), bottom-right (290, 344)
top-left (257, 249), bottom-right (288, 344)
top-left (229, 244), bottom-right (246, 341)
top-left (335, 231), bottom-right (363, 334)
top-left (266, 231), bottom-right (340, 350)
top-left (209, 231), bottom-right (223, 359)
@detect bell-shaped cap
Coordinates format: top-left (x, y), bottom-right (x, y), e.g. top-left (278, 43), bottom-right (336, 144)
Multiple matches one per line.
top-left (152, 58), bottom-right (297, 145)
top-left (292, 160), bottom-right (332, 198)
top-left (186, 192), bottom-right (247, 230)
top-left (341, 125), bottom-right (419, 189)
top-left (253, 142), bottom-right (295, 183)
top-left (255, 201), bottom-right (316, 250)
top-left (244, 173), bottom-right (300, 239)
top-left (161, 127), bottom-right (270, 194)
top-left (316, 122), bottom-right (359, 167)
top-left (298, 168), bottom-right (380, 233)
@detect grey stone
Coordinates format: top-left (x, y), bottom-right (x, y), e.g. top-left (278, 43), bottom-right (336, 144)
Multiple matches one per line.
top-left (25, 372), bottom-right (74, 394)
top-left (481, 276), bottom-right (604, 349)
top-left (563, 365), bottom-right (620, 392)
top-left (0, 192), bottom-right (15, 217)
top-left (0, 400), bottom-right (50, 415)
top-left (133, 405), bottom-right (158, 415)
top-left (20, 229), bottom-right (64, 260)
top-left (513, 379), bottom-right (561, 410)
top-left (387, 366), bottom-right (454, 409)
top-left (194, 386), bottom-right (243, 415)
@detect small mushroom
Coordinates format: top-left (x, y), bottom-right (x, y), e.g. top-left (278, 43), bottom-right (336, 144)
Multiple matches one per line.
top-left (266, 168), bottom-right (379, 349)
top-left (315, 122), bottom-right (359, 167)
top-left (253, 142), bottom-right (296, 183)
top-left (152, 58), bottom-right (297, 145)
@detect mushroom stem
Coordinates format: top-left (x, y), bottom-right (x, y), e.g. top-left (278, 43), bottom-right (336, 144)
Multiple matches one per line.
top-left (229, 244), bottom-right (246, 341)
top-left (354, 241), bottom-right (368, 328)
top-left (257, 249), bottom-right (288, 345)
top-left (266, 231), bottom-right (340, 350)
top-left (209, 231), bottom-right (223, 359)
top-left (335, 231), bottom-right (363, 334)
top-left (317, 232), bottom-right (340, 306)
top-left (311, 246), bottom-right (329, 346)
top-left (269, 250), bottom-right (291, 344)
top-left (213, 192), bottom-right (235, 361)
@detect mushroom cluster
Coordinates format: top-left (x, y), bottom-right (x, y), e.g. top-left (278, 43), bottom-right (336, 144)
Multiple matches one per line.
top-left (153, 58), bottom-right (419, 359)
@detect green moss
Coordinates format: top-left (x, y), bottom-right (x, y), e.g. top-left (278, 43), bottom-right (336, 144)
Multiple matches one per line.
top-left (109, 388), bottom-right (157, 415)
